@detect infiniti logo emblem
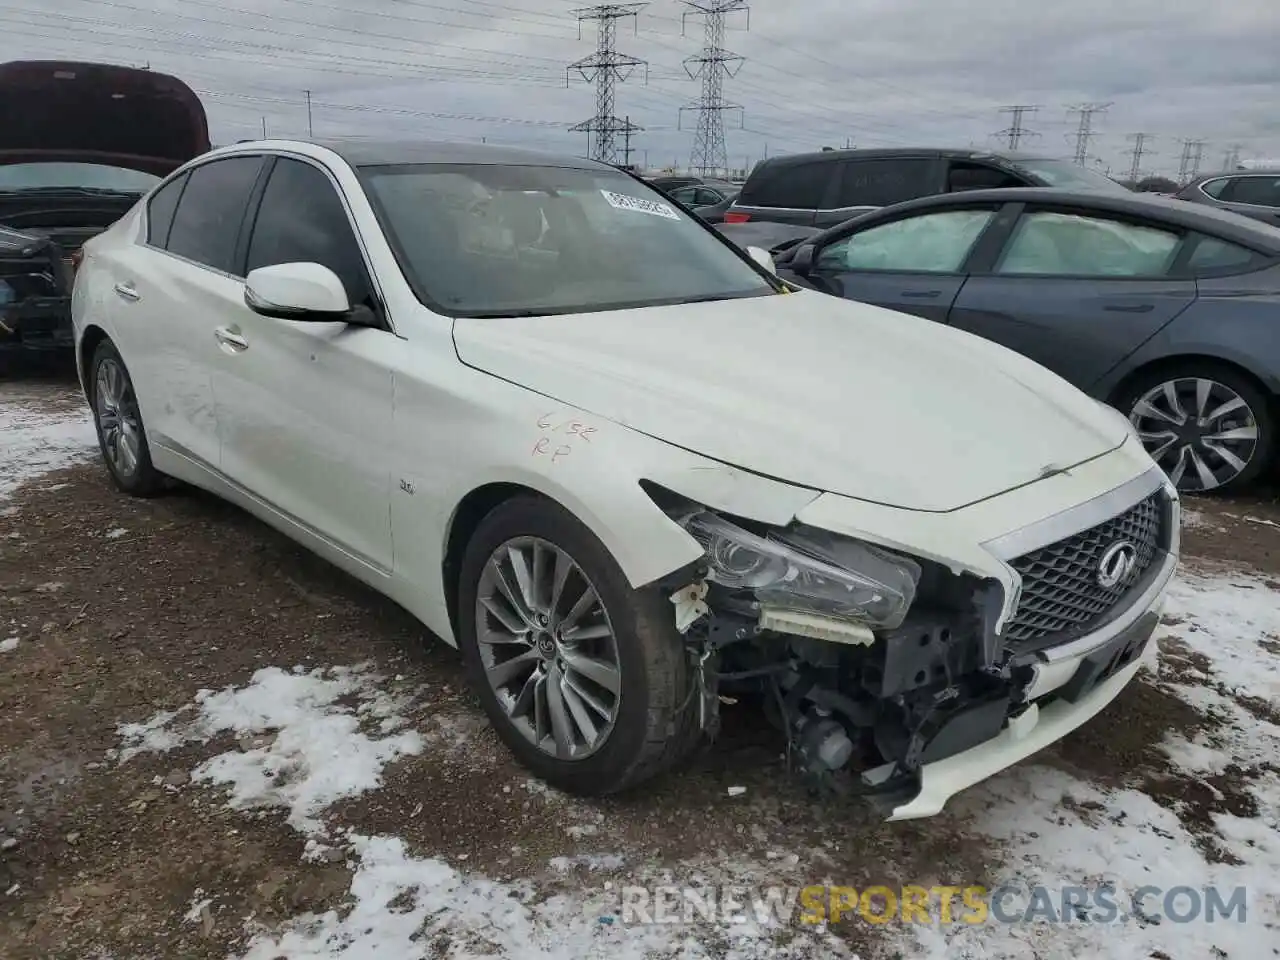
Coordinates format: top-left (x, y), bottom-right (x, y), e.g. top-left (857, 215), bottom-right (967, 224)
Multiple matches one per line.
top-left (1097, 541), bottom-right (1138, 589)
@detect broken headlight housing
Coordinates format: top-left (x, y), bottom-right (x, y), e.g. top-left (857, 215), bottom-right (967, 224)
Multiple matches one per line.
top-left (681, 512), bottom-right (921, 629)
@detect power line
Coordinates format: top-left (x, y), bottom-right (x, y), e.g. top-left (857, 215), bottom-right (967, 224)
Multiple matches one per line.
top-left (993, 104), bottom-right (1039, 150)
top-left (1221, 143), bottom-right (1243, 171)
top-left (679, 0), bottom-right (748, 176)
top-left (567, 3), bottom-right (648, 164)
top-left (1125, 132), bottom-right (1153, 182)
top-left (1177, 138), bottom-right (1207, 184)
top-left (1066, 102), bottom-right (1111, 165)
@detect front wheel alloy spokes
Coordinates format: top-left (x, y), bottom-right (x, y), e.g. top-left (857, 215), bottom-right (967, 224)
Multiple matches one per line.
top-left (1130, 377), bottom-right (1259, 492)
top-left (475, 537), bottom-right (621, 760)
top-left (95, 358), bottom-right (141, 477)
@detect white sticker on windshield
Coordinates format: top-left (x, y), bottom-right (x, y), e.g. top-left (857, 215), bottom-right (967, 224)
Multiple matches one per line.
top-left (600, 189), bottom-right (681, 221)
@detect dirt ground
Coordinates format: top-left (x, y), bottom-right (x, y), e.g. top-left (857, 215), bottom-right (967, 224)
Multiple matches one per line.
top-left (2, 377), bottom-right (1278, 959)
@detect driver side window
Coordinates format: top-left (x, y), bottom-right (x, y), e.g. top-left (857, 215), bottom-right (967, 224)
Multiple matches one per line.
top-left (246, 157), bottom-right (374, 309)
top-left (816, 209), bottom-right (996, 274)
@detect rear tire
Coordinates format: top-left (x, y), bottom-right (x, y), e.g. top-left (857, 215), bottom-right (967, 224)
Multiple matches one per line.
top-left (1115, 362), bottom-right (1274, 495)
top-left (88, 339), bottom-right (167, 498)
top-left (456, 496), bottom-right (699, 795)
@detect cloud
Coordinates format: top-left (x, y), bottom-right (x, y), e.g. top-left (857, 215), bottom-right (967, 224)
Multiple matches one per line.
top-left (2, 0), bottom-right (1277, 176)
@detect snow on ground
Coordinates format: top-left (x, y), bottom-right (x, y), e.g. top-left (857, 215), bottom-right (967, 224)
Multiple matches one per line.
top-left (119, 664), bottom-right (851, 959)
top-left (0, 384), bottom-right (96, 500)
top-left (908, 569), bottom-right (1280, 959)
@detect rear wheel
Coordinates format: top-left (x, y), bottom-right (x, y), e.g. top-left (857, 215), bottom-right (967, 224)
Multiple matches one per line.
top-left (89, 339), bottom-right (166, 497)
top-left (456, 496), bottom-right (698, 794)
top-left (1116, 363), bottom-right (1274, 494)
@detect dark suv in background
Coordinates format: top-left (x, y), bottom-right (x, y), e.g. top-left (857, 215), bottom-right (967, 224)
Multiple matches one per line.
top-left (1174, 169), bottom-right (1280, 226)
top-left (725, 147), bottom-right (1129, 228)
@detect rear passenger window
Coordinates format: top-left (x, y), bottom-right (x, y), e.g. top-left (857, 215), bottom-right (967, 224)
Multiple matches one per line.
top-left (739, 161), bottom-right (831, 209)
top-left (1185, 235), bottom-right (1260, 273)
top-left (246, 158), bottom-right (372, 308)
top-left (165, 157), bottom-right (264, 274)
top-left (833, 158), bottom-right (938, 208)
top-left (1219, 176), bottom-right (1280, 207)
top-left (996, 211), bottom-right (1180, 278)
top-left (146, 173), bottom-right (187, 248)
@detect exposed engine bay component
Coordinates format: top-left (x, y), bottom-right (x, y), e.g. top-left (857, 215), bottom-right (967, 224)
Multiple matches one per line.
top-left (666, 486), bottom-right (1175, 814)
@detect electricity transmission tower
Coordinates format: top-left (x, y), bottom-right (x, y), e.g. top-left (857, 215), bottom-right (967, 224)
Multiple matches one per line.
top-left (1176, 138), bottom-right (1207, 183)
top-left (679, 0), bottom-right (749, 177)
top-left (567, 4), bottom-right (648, 165)
top-left (1066, 102), bottom-right (1112, 165)
top-left (1221, 143), bottom-right (1243, 171)
top-left (1125, 132), bottom-right (1153, 182)
top-left (994, 105), bottom-right (1039, 150)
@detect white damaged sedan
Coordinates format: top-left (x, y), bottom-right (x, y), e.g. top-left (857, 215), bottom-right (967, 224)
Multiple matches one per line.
top-left (71, 140), bottom-right (1178, 819)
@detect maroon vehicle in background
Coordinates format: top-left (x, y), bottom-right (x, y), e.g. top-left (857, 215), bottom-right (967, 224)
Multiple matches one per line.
top-left (0, 60), bottom-right (209, 355)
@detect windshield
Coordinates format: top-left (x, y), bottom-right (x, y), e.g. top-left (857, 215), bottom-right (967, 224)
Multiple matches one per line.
top-left (360, 163), bottom-right (776, 317)
top-left (1013, 159), bottom-right (1130, 194)
top-left (0, 162), bottom-right (160, 193)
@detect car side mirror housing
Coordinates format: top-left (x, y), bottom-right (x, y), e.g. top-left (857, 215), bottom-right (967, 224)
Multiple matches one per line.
top-left (244, 262), bottom-right (352, 321)
top-left (789, 242), bottom-right (817, 276)
top-left (745, 245), bottom-right (777, 275)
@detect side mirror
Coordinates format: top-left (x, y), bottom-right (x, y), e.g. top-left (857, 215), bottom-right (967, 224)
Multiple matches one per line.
top-left (244, 262), bottom-right (351, 321)
top-left (789, 243), bottom-right (817, 276)
top-left (745, 245), bottom-right (777, 275)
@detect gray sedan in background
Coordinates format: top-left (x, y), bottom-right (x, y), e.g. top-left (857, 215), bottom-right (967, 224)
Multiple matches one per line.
top-left (1174, 169), bottom-right (1280, 227)
top-left (764, 187), bottom-right (1280, 493)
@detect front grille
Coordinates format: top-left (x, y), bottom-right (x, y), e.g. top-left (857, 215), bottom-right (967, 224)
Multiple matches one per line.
top-left (1004, 493), bottom-right (1166, 649)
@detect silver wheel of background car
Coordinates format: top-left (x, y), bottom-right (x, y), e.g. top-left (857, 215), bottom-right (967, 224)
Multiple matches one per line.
top-left (95, 356), bottom-right (143, 480)
top-left (1129, 377), bottom-right (1259, 493)
top-left (474, 537), bottom-right (622, 760)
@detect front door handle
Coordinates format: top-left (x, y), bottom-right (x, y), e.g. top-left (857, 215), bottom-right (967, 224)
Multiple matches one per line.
top-left (1103, 303), bottom-right (1155, 313)
top-left (900, 290), bottom-right (942, 299)
top-left (214, 326), bottom-right (249, 351)
top-left (113, 281), bottom-right (140, 302)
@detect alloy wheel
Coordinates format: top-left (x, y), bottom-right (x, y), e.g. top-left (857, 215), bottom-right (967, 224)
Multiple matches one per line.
top-left (95, 357), bottom-right (143, 480)
top-left (474, 537), bottom-right (622, 760)
top-left (1129, 377), bottom-right (1259, 492)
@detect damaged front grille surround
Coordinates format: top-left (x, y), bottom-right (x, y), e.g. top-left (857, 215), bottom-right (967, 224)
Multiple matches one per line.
top-left (1002, 492), bottom-right (1168, 652)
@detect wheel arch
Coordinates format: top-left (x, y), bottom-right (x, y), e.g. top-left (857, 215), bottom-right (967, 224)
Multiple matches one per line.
top-left (77, 324), bottom-right (111, 404)
top-left (438, 476), bottom-right (704, 643)
top-left (1106, 353), bottom-right (1278, 411)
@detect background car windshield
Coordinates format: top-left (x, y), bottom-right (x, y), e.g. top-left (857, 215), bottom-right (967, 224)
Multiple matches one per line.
top-left (1014, 159), bottom-right (1129, 193)
top-left (361, 163), bottom-right (774, 316)
top-left (0, 162), bottom-right (160, 192)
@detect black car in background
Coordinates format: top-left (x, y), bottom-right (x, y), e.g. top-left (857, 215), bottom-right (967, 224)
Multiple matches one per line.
top-left (0, 60), bottom-right (209, 354)
top-left (1174, 169), bottom-right (1280, 226)
top-left (765, 187), bottom-right (1280, 494)
top-left (725, 147), bottom-right (1130, 229)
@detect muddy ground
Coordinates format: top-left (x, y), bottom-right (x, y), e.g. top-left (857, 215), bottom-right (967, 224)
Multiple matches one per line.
top-left (1, 378), bottom-right (1277, 959)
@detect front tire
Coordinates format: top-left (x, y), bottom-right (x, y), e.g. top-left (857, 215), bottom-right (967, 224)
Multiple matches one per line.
top-left (457, 496), bottom-right (698, 795)
top-left (89, 339), bottom-right (166, 497)
top-left (1116, 363), bottom-right (1274, 495)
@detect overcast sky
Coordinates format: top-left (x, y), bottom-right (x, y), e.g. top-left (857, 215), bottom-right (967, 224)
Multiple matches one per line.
top-left (3, 0), bottom-right (1278, 178)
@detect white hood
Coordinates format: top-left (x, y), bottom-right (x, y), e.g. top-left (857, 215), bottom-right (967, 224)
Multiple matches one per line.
top-left (451, 290), bottom-right (1128, 512)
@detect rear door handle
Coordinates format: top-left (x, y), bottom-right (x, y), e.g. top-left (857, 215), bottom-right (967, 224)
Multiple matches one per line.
top-left (113, 282), bottom-right (140, 302)
top-left (1103, 303), bottom-right (1155, 313)
top-left (900, 290), bottom-right (942, 299)
top-left (214, 326), bottom-right (249, 351)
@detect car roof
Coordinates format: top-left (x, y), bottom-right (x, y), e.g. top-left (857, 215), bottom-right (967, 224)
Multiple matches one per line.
top-left (841, 186), bottom-right (1280, 254)
top-left (302, 138), bottom-right (610, 171)
top-left (750, 146), bottom-right (1058, 170)
top-left (1189, 168), bottom-right (1280, 184)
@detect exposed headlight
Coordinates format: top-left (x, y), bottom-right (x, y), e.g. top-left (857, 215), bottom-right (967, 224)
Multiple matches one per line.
top-left (681, 512), bottom-right (920, 629)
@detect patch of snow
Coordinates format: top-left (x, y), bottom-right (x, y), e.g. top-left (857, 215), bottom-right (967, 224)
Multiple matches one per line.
top-left (1243, 515), bottom-right (1280, 529)
top-left (549, 853), bottom-right (626, 873)
top-left (236, 834), bottom-right (845, 960)
top-left (0, 386), bottom-right (97, 500)
top-left (0, 637), bottom-right (18, 653)
top-left (116, 665), bottom-right (424, 835)
top-left (105, 527), bottom-right (128, 539)
top-left (903, 571), bottom-right (1280, 958)
top-left (183, 889), bottom-right (214, 924)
